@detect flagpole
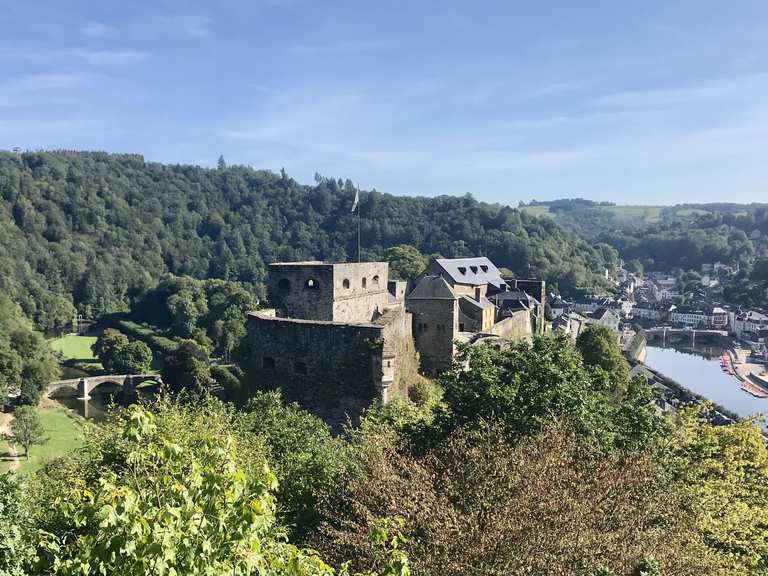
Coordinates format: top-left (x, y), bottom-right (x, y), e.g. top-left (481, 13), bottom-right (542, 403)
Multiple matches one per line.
top-left (357, 184), bottom-right (361, 263)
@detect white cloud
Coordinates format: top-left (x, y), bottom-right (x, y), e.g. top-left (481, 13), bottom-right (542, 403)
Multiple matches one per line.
top-left (288, 39), bottom-right (389, 55)
top-left (81, 21), bottom-right (112, 38)
top-left (71, 49), bottom-right (150, 66)
top-left (158, 12), bottom-right (212, 38)
top-left (590, 73), bottom-right (768, 110)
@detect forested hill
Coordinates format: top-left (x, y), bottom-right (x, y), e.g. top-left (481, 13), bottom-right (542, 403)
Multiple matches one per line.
top-left (0, 150), bottom-right (617, 332)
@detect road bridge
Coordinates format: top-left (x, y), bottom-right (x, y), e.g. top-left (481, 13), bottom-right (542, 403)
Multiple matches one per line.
top-left (645, 328), bottom-right (728, 347)
top-left (47, 374), bottom-right (162, 400)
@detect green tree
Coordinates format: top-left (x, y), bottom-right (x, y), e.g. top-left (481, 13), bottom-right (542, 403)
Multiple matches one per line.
top-left (18, 359), bottom-right (56, 405)
top-left (34, 405), bottom-right (335, 575)
top-left (576, 324), bottom-right (630, 396)
top-left (162, 341), bottom-right (214, 393)
top-left (386, 245), bottom-right (428, 280)
top-left (110, 340), bottom-right (153, 373)
top-left (28, 399), bottom-right (409, 576)
top-left (10, 405), bottom-right (44, 459)
top-left (439, 335), bottom-right (664, 451)
top-left (0, 472), bottom-right (34, 576)
top-left (239, 391), bottom-right (349, 541)
top-left (667, 408), bottom-right (768, 575)
top-left (0, 343), bottom-right (22, 407)
top-left (92, 329), bottom-right (130, 371)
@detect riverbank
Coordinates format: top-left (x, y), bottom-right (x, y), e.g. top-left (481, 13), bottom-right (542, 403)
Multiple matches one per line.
top-left (727, 347), bottom-right (768, 398)
top-left (0, 398), bottom-right (85, 474)
top-left (630, 356), bottom-right (741, 424)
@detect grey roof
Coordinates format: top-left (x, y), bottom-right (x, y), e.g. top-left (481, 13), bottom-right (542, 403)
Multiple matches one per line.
top-left (407, 275), bottom-right (456, 300)
top-left (434, 257), bottom-right (505, 287)
top-left (592, 307), bottom-right (618, 320)
top-left (459, 294), bottom-right (496, 311)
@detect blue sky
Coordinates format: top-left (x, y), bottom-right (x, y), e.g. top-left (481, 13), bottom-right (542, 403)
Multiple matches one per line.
top-left (1, 1), bottom-right (767, 205)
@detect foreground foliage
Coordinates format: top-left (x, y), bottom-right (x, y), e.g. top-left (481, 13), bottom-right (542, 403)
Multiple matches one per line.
top-left (666, 409), bottom-right (768, 575)
top-left (439, 335), bottom-right (666, 451)
top-left (26, 399), bottom-right (407, 576)
top-left (312, 423), bottom-right (719, 576)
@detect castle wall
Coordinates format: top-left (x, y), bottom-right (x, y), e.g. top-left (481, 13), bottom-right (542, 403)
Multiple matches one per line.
top-left (267, 263), bottom-right (335, 320)
top-left (487, 309), bottom-right (533, 342)
top-left (408, 298), bottom-right (458, 374)
top-left (247, 312), bottom-right (385, 426)
top-left (331, 261), bottom-right (390, 323)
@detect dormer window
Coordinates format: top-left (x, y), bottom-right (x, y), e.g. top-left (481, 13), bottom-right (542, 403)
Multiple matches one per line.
top-left (480, 265), bottom-right (488, 272)
top-left (470, 266), bottom-right (478, 274)
top-left (458, 267), bottom-right (467, 275)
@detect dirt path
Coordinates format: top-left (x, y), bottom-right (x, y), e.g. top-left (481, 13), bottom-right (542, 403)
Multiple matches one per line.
top-left (0, 413), bottom-right (20, 472)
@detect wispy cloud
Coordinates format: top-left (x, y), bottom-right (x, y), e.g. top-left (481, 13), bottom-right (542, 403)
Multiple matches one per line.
top-left (0, 45), bottom-right (150, 67)
top-left (71, 49), bottom-right (150, 66)
top-left (288, 39), bottom-right (389, 55)
top-left (590, 73), bottom-right (768, 110)
top-left (81, 21), bottom-right (112, 38)
top-left (151, 12), bottom-right (213, 39)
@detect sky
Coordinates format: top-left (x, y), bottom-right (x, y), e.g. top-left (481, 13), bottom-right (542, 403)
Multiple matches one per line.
top-left (1, 1), bottom-right (767, 205)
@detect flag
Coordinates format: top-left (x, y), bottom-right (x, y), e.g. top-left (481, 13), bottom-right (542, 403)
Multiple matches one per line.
top-left (351, 188), bottom-right (359, 213)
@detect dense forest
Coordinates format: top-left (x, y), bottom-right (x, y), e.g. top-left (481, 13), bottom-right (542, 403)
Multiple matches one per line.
top-left (520, 198), bottom-right (768, 305)
top-left (0, 151), bottom-right (618, 332)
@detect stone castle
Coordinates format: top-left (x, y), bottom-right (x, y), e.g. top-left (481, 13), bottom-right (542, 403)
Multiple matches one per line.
top-left (246, 257), bottom-right (544, 420)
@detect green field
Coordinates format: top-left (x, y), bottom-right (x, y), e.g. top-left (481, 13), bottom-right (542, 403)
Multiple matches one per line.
top-left (519, 205), bottom-right (552, 217)
top-left (50, 335), bottom-right (97, 360)
top-left (1, 403), bottom-right (85, 475)
top-left (520, 203), bottom-right (715, 226)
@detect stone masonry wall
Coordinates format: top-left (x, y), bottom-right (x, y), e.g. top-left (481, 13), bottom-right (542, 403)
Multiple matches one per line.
top-left (267, 263), bottom-right (336, 320)
top-left (408, 298), bottom-right (458, 374)
top-left (247, 312), bottom-right (386, 427)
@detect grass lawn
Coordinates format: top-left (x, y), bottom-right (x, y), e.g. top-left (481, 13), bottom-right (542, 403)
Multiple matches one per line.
top-left (51, 334), bottom-right (105, 373)
top-left (12, 400), bottom-right (85, 475)
top-left (50, 335), bottom-right (98, 361)
top-left (0, 436), bottom-right (11, 473)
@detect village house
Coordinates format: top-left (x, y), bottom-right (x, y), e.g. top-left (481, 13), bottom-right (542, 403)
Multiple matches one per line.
top-left (587, 307), bottom-right (620, 332)
top-left (407, 257), bottom-right (544, 373)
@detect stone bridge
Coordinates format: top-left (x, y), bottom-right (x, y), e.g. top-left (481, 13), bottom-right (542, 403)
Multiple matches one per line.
top-left (645, 328), bottom-right (728, 346)
top-left (47, 374), bottom-right (162, 400)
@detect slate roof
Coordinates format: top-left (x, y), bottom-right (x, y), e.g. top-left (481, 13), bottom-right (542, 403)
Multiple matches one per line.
top-left (433, 257), bottom-right (505, 288)
top-left (459, 294), bottom-right (496, 311)
top-left (494, 290), bottom-right (540, 306)
top-left (592, 307), bottom-right (618, 320)
top-left (407, 275), bottom-right (456, 300)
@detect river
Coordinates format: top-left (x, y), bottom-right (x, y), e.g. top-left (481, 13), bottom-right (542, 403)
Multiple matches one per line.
top-left (645, 344), bottom-right (768, 426)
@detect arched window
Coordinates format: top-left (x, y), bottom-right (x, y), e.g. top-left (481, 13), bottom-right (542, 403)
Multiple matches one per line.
top-left (362, 277), bottom-right (367, 289)
top-left (342, 278), bottom-right (350, 289)
top-left (278, 279), bottom-right (291, 293)
top-left (372, 275), bottom-right (380, 287)
top-left (304, 278), bottom-right (319, 290)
